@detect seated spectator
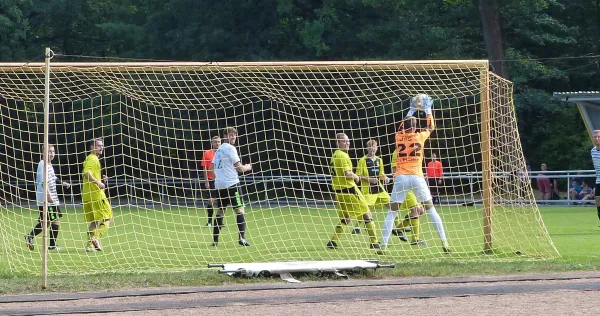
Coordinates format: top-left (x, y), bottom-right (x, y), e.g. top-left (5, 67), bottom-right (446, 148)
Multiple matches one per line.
top-left (578, 182), bottom-right (594, 201)
top-left (569, 180), bottom-right (582, 200)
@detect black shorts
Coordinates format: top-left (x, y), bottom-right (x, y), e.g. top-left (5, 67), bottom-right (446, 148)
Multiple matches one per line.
top-left (215, 185), bottom-right (244, 210)
top-left (428, 178), bottom-right (442, 193)
top-left (37, 205), bottom-right (62, 222)
top-left (596, 183), bottom-right (600, 197)
top-left (203, 180), bottom-right (216, 199)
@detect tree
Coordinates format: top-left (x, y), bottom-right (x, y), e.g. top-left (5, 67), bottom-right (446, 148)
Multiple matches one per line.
top-left (477, 0), bottom-right (508, 78)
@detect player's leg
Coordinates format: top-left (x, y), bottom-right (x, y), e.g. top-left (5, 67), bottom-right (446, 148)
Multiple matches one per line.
top-left (230, 187), bottom-right (249, 246)
top-left (327, 194), bottom-right (351, 248)
top-left (395, 191), bottom-right (418, 242)
top-left (408, 205), bottom-right (425, 245)
top-left (595, 184), bottom-right (600, 224)
top-left (211, 189), bottom-right (228, 246)
top-left (352, 190), bottom-right (378, 248)
top-left (414, 176), bottom-right (450, 252)
top-left (83, 202), bottom-right (100, 251)
top-left (92, 199), bottom-right (113, 251)
top-left (382, 176), bottom-right (409, 247)
top-left (48, 206), bottom-right (63, 250)
top-left (206, 181), bottom-right (215, 226)
top-left (25, 206), bottom-right (45, 250)
top-left (353, 194), bottom-right (377, 234)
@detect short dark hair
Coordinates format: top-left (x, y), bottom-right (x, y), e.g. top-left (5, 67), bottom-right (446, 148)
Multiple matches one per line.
top-left (90, 138), bottom-right (103, 148)
top-left (222, 127), bottom-right (238, 137)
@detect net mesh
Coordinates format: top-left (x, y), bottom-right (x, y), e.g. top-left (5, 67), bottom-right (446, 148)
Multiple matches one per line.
top-left (0, 61), bottom-right (558, 274)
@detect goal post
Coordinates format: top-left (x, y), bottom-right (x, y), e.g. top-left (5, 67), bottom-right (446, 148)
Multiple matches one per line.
top-left (0, 56), bottom-right (559, 275)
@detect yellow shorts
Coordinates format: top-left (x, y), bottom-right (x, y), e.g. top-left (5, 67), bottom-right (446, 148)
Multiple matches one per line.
top-left (83, 198), bottom-right (113, 222)
top-left (364, 191), bottom-right (391, 207)
top-left (335, 187), bottom-right (370, 219)
top-left (399, 191), bottom-right (419, 212)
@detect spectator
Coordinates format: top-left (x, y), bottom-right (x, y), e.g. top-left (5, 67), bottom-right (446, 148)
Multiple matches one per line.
top-left (578, 182), bottom-right (594, 202)
top-left (536, 163), bottom-right (552, 201)
top-left (569, 179), bottom-right (582, 200)
top-left (426, 153), bottom-right (443, 204)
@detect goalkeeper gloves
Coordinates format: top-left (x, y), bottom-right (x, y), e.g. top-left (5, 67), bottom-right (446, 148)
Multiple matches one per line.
top-left (406, 98), bottom-right (417, 117)
top-left (422, 95), bottom-right (434, 115)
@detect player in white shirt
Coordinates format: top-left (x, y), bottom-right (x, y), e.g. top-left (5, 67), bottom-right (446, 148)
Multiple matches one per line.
top-left (209, 127), bottom-right (252, 247)
top-left (25, 144), bottom-right (71, 251)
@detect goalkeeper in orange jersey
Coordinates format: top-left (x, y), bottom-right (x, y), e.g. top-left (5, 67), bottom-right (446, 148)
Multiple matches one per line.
top-left (326, 133), bottom-right (382, 253)
top-left (354, 139), bottom-right (424, 244)
top-left (382, 94), bottom-right (451, 253)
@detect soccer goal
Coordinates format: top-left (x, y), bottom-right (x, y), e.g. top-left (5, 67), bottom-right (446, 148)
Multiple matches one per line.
top-left (0, 50), bottom-right (559, 276)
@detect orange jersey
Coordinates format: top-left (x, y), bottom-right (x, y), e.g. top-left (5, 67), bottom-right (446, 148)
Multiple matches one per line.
top-left (394, 130), bottom-right (431, 177)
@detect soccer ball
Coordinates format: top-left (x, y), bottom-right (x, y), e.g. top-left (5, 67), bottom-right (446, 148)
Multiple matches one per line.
top-left (411, 93), bottom-right (431, 111)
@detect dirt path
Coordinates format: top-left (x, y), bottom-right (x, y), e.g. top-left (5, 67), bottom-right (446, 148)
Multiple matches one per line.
top-left (2, 272), bottom-right (600, 316)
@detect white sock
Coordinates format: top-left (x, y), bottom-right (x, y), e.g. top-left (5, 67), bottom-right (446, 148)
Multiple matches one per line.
top-left (426, 206), bottom-right (448, 247)
top-left (382, 210), bottom-right (398, 246)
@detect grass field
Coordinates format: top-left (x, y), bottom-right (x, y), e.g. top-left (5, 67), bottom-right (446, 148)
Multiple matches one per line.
top-left (0, 205), bottom-right (599, 294)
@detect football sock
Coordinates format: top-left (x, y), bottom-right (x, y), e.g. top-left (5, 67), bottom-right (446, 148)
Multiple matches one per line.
top-left (213, 215), bottom-right (224, 242)
top-left (30, 222), bottom-right (43, 237)
top-left (382, 210), bottom-right (398, 246)
top-left (364, 220), bottom-right (378, 244)
top-left (426, 206), bottom-right (448, 247)
top-left (394, 214), bottom-right (409, 228)
top-left (49, 223), bottom-right (60, 247)
top-left (207, 206), bottom-right (214, 224)
top-left (236, 213), bottom-right (246, 240)
top-left (409, 217), bottom-right (420, 242)
top-left (597, 206), bottom-right (600, 221)
top-left (96, 221), bottom-right (111, 238)
top-left (331, 223), bottom-right (346, 243)
top-left (395, 216), bottom-right (410, 231)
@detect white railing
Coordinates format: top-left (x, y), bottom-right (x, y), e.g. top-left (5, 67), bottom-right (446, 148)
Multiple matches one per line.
top-left (3, 170), bottom-right (596, 206)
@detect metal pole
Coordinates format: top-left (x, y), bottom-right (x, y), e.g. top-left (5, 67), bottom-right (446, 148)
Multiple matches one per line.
top-left (41, 47), bottom-right (53, 289)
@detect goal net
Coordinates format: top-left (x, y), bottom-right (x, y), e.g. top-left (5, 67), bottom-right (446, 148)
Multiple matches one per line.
top-left (0, 59), bottom-right (559, 275)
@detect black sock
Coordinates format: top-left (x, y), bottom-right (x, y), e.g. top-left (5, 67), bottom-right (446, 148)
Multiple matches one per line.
top-left (213, 216), bottom-right (224, 242)
top-left (207, 206), bottom-right (214, 224)
top-left (50, 223), bottom-right (60, 247)
top-left (597, 206), bottom-right (600, 221)
top-left (30, 222), bottom-right (43, 237)
top-left (236, 213), bottom-right (246, 240)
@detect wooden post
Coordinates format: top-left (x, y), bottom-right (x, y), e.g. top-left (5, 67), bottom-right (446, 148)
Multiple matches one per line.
top-left (481, 68), bottom-right (493, 252)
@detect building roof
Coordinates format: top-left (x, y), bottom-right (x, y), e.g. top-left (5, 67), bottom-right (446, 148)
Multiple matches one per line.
top-left (553, 91), bottom-right (600, 102)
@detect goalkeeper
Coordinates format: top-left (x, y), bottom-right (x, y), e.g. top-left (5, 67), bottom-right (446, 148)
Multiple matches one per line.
top-left (354, 139), bottom-right (424, 244)
top-left (381, 95), bottom-right (451, 253)
top-left (82, 138), bottom-right (112, 252)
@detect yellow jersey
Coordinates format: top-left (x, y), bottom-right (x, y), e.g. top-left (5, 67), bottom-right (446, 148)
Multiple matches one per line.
top-left (330, 149), bottom-right (356, 191)
top-left (82, 154), bottom-right (106, 202)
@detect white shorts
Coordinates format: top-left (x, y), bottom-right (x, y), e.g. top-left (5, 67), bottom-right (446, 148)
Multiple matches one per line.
top-left (390, 175), bottom-right (432, 203)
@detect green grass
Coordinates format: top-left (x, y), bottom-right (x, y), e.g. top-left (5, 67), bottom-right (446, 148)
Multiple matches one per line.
top-left (0, 205), bottom-right (598, 294)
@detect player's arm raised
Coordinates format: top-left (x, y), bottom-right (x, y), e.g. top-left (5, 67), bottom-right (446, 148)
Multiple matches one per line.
top-left (422, 95), bottom-right (436, 132)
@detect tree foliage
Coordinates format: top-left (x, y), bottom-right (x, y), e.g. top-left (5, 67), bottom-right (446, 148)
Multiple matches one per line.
top-left (1, 0), bottom-right (599, 170)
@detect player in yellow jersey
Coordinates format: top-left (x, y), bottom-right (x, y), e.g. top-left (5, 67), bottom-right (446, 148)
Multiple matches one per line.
top-left (326, 133), bottom-right (382, 253)
top-left (382, 95), bottom-right (451, 253)
top-left (82, 138), bottom-right (112, 252)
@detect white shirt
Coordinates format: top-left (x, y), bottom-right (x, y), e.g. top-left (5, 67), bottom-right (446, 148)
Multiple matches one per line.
top-left (592, 147), bottom-right (600, 184)
top-left (36, 160), bottom-right (59, 206)
top-left (212, 143), bottom-right (241, 189)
